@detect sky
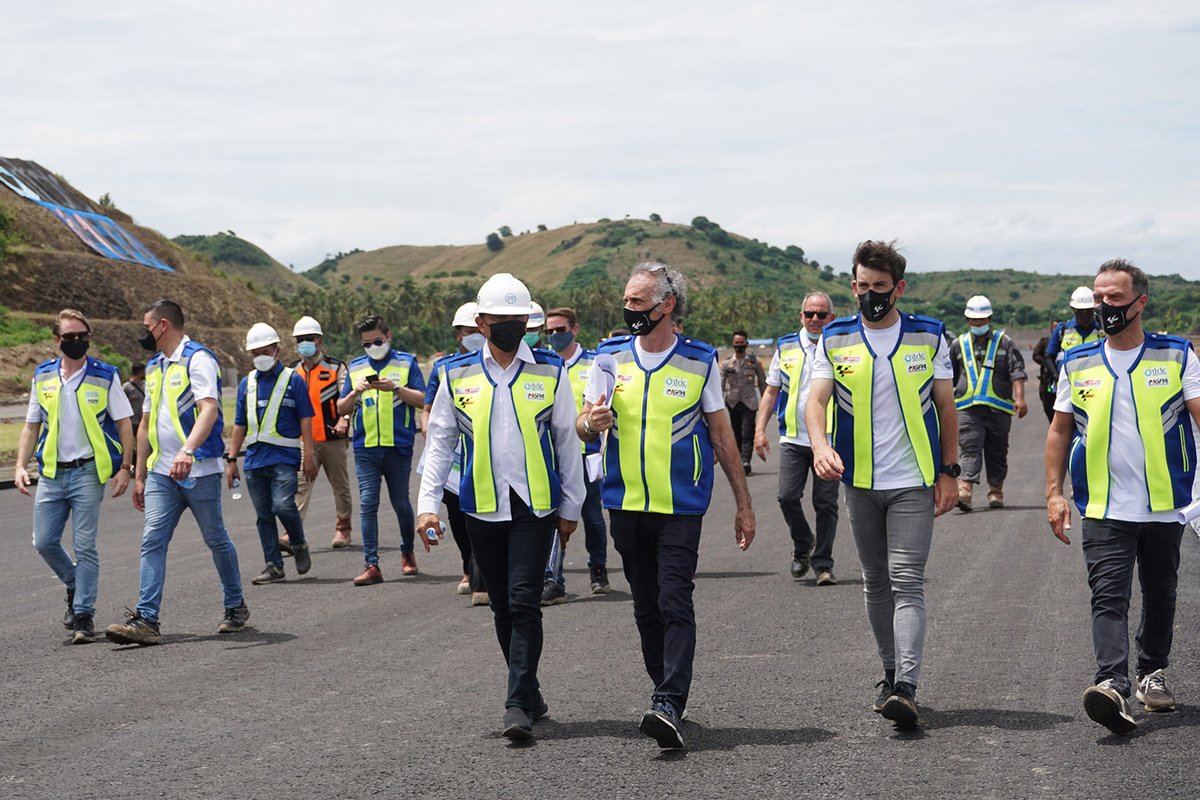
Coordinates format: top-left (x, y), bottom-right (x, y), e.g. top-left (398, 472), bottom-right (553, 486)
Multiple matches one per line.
top-left (3, 2), bottom-right (1198, 277)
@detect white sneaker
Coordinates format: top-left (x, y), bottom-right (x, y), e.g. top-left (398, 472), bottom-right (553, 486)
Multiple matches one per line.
top-left (1083, 679), bottom-right (1137, 735)
top-left (1135, 669), bottom-right (1176, 712)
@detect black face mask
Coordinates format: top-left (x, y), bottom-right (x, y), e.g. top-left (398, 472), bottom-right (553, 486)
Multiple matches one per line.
top-left (487, 320), bottom-right (526, 353)
top-left (857, 288), bottom-right (895, 323)
top-left (624, 305), bottom-right (665, 337)
top-left (138, 324), bottom-right (160, 352)
top-left (1098, 297), bottom-right (1143, 336)
top-left (60, 339), bottom-right (89, 360)
top-left (733, 345), bottom-right (747, 353)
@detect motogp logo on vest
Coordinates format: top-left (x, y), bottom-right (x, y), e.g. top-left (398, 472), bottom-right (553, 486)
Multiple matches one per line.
top-left (169, 373), bottom-right (184, 389)
top-left (523, 381), bottom-right (546, 402)
top-left (663, 376), bottom-right (688, 398)
top-left (1144, 367), bottom-right (1170, 388)
top-left (904, 352), bottom-right (928, 373)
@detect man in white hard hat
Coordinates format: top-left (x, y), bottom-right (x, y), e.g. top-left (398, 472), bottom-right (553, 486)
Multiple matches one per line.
top-left (418, 301), bottom-right (488, 605)
top-left (950, 295), bottom-right (1027, 511)
top-left (291, 315), bottom-right (355, 548)
top-left (419, 273), bottom-right (585, 741)
top-left (1045, 286), bottom-right (1104, 367)
top-left (524, 301), bottom-right (546, 349)
top-left (226, 323), bottom-right (318, 583)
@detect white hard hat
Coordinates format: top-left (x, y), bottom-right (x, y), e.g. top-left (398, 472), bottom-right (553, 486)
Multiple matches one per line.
top-left (245, 322), bottom-right (280, 351)
top-left (527, 302), bottom-right (545, 331)
top-left (475, 273), bottom-right (533, 316)
top-left (451, 302), bottom-right (478, 328)
top-left (292, 315), bottom-right (323, 337)
top-left (964, 295), bottom-right (993, 320)
top-left (1069, 286), bottom-right (1095, 309)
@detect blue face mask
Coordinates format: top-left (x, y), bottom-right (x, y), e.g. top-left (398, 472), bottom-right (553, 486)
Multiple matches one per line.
top-left (461, 332), bottom-right (486, 352)
top-left (297, 341), bottom-right (318, 358)
top-left (523, 332), bottom-right (540, 347)
top-left (547, 330), bottom-right (575, 352)
top-left (970, 324), bottom-right (990, 336)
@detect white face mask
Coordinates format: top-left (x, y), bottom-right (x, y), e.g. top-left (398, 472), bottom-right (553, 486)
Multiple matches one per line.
top-left (365, 342), bottom-right (390, 360)
top-left (253, 355), bottom-right (276, 372)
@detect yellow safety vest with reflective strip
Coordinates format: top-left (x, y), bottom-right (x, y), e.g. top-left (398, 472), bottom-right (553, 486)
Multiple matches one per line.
top-left (775, 333), bottom-right (832, 440)
top-left (1063, 335), bottom-right (1196, 519)
top-left (245, 367), bottom-right (301, 448)
top-left (33, 357), bottom-right (123, 483)
top-left (349, 357), bottom-right (413, 448)
top-left (566, 349), bottom-right (599, 455)
top-left (145, 341), bottom-right (225, 470)
top-left (446, 352), bottom-right (563, 514)
top-left (956, 330), bottom-right (1015, 414)
top-left (824, 315), bottom-right (945, 489)
top-left (1061, 324), bottom-right (1103, 353)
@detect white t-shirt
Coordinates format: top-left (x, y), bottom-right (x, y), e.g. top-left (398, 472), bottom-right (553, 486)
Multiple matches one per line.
top-left (143, 336), bottom-right (223, 478)
top-left (766, 334), bottom-right (823, 447)
top-left (812, 317), bottom-right (953, 490)
top-left (1054, 339), bottom-right (1200, 522)
top-left (26, 365), bottom-right (134, 462)
top-left (585, 337), bottom-right (725, 413)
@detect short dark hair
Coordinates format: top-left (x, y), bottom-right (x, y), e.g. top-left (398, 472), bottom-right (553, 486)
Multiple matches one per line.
top-left (852, 240), bottom-right (906, 283)
top-left (1098, 258), bottom-right (1149, 297)
top-left (131, 363), bottom-right (146, 377)
top-left (732, 329), bottom-right (748, 340)
top-left (546, 307), bottom-right (578, 327)
top-left (144, 299), bottom-right (184, 329)
top-left (357, 315), bottom-right (389, 335)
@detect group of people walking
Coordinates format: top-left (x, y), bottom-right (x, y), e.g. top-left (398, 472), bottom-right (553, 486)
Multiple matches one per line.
top-left (17, 242), bottom-right (1195, 746)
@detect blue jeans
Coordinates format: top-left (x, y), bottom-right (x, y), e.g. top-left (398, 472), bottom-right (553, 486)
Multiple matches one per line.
top-left (245, 463), bottom-right (306, 567)
top-left (354, 447), bottom-right (415, 566)
top-left (33, 461), bottom-right (105, 617)
top-left (137, 472), bottom-right (244, 622)
top-left (545, 477), bottom-right (607, 586)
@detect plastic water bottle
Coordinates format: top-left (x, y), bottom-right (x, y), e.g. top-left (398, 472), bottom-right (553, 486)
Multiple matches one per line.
top-left (424, 527), bottom-right (439, 544)
top-left (231, 477), bottom-right (242, 500)
top-left (176, 476), bottom-right (196, 489)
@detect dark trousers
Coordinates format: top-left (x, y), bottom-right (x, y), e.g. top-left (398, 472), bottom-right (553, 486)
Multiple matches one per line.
top-left (727, 403), bottom-right (755, 465)
top-left (778, 443), bottom-right (840, 570)
top-left (610, 509), bottom-right (702, 714)
top-left (1081, 518), bottom-right (1183, 695)
top-left (958, 406), bottom-right (1012, 487)
top-left (444, 489), bottom-right (485, 592)
top-left (466, 492), bottom-right (556, 711)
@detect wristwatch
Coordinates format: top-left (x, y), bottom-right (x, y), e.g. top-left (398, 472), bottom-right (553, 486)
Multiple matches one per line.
top-left (939, 463), bottom-right (962, 478)
top-left (182, 446), bottom-right (196, 458)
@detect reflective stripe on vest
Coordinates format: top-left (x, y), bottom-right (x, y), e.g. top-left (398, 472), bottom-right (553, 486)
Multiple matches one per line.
top-left (956, 330), bottom-right (1015, 414)
top-left (1061, 324), bottom-right (1103, 353)
top-left (599, 337), bottom-right (715, 515)
top-left (298, 359), bottom-right (341, 442)
top-left (774, 334), bottom-right (833, 439)
top-left (446, 354), bottom-right (562, 514)
top-left (349, 357), bottom-right (411, 448)
top-left (145, 342), bottom-right (225, 470)
top-left (1063, 336), bottom-right (1195, 519)
top-left (824, 315), bottom-right (944, 489)
top-left (246, 367), bottom-right (301, 448)
top-left (34, 358), bottom-right (123, 483)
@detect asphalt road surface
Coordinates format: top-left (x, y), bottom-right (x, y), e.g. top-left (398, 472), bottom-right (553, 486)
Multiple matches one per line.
top-left (1, 417), bottom-right (1197, 800)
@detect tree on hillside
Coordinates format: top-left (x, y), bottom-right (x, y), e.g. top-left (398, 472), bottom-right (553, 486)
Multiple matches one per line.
top-left (499, 226), bottom-right (513, 237)
top-left (537, 224), bottom-right (548, 232)
top-left (691, 216), bottom-right (712, 231)
top-left (98, 193), bottom-right (116, 208)
top-left (486, 232), bottom-right (504, 252)
top-left (650, 213), bottom-right (662, 223)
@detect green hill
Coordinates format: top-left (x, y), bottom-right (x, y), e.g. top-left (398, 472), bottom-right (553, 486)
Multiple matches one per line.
top-left (173, 232), bottom-right (317, 293)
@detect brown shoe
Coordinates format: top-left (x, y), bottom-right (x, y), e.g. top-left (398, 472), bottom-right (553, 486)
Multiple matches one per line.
top-left (331, 518), bottom-right (352, 548)
top-left (353, 564), bottom-right (383, 586)
top-left (956, 480), bottom-right (973, 512)
top-left (401, 552), bottom-right (418, 576)
top-left (987, 487), bottom-right (1004, 508)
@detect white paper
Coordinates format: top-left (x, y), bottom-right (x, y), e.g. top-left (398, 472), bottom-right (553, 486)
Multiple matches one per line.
top-left (1174, 497), bottom-right (1200, 525)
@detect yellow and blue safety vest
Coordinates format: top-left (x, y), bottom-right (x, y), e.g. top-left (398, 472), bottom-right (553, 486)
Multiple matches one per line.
top-left (346, 350), bottom-right (424, 452)
top-left (33, 356), bottom-right (124, 482)
top-left (145, 341), bottom-right (225, 469)
top-left (597, 335), bottom-right (716, 515)
top-left (773, 333), bottom-right (834, 440)
top-left (444, 348), bottom-right (565, 514)
top-left (824, 314), bottom-right (946, 489)
top-left (1063, 335), bottom-right (1195, 518)
top-left (956, 330), bottom-right (1015, 414)
top-left (566, 349), bottom-right (601, 456)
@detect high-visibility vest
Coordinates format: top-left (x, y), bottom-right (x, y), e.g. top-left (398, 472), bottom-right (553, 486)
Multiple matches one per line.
top-left (33, 356), bottom-right (124, 483)
top-left (956, 330), bottom-right (1015, 414)
top-left (824, 314), bottom-right (946, 489)
top-left (295, 356), bottom-right (344, 442)
top-left (445, 349), bottom-right (564, 514)
top-left (597, 335), bottom-right (716, 515)
top-left (245, 367), bottom-right (301, 448)
top-left (566, 349), bottom-right (600, 456)
top-left (348, 351), bottom-right (418, 449)
top-left (775, 333), bottom-right (832, 439)
top-left (1063, 335), bottom-right (1196, 519)
top-left (1061, 322), bottom-right (1104, 354)
top-left (145, 341), bottom-right (224, 470)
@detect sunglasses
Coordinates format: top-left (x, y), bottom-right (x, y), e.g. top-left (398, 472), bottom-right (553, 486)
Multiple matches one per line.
top-left (546, 326), bottom-right (571, 334)
top-left (803, 311), bottom-right (830, 320)
top-left (361, 338), bottom-right (388, 349)
top-left (296, 335), bottom-right (320, 343)
top-left (60, 332), bottom-right (91, 342)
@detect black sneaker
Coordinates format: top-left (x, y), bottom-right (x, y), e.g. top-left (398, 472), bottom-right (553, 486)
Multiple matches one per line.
top-left (68, 614), bottom-right (95, 645)
top-left (252, 564), bottom-right (286, 585)
top-left (589, 566), bottom-right (610, 595)
top-left (640, 701), bottom-right (685, 749)
top-left (532, 692), bottom-right (549, 722)
top-left (218, 603), bottom-right (250, 634)
top-left (540, 580), bottom-right (567, 606)
top-left (502, 706), bottom-right (534, 740)
top-left (63, 588), bottom-right (76, 630)
top-left (293, 543), bottom-right (312, 575)
top-left (790, 555), bottom-right (810, 580)
top-left (105, 609), bottom-right (162, 646)
top-left (881, 682), bottom-right (920, 729)
top-left (872, 678), bottom-right (893, 713)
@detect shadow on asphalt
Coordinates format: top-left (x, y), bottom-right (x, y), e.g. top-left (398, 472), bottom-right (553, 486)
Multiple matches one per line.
top-left (1102, 706), bottom-right (1200, 743)
top-left (920, 707), bottom-right (1073, 731)
top-left (534, 718), bottom-right (836, 753)
top-left (108, 629), bottom-right (299, 651)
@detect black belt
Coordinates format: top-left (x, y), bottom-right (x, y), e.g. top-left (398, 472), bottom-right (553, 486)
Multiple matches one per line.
top-left (56, 456), bottom-right (95, 470)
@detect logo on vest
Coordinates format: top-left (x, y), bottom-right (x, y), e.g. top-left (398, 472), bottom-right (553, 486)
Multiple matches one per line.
top-left (831, 354), bottom-right (861, 364)
top-left (523, 381), bottom-right (546, 402)
top-left (454, 385), bottom-right (481, 395)
top-left (904, 352), bottom-right (928, 374)
top-left (169, 373), bottom-right (183, 389)
top-left (84, 390), bottom-right (100, 405)
top-left (663, 377), bottom-right (689, 398)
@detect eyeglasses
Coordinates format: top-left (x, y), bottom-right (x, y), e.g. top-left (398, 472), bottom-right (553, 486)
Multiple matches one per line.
top-left (802, 311), bottom-right (830, 320)
top-left (546, 326), bottom-right (570, 334)
top-left (361, 338), bottom-right (387, 349)
top-left (296, 335), bottom-right (320, 343)
top-left (60, 332), bottom-right (90, 342)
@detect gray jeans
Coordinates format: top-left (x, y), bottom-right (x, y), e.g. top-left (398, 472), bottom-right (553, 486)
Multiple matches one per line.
top-left (844, 485), bottom-right (934, 687)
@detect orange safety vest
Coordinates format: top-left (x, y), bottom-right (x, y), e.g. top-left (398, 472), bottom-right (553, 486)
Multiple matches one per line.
top-left (295, 356), bottom-right (345, 442)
